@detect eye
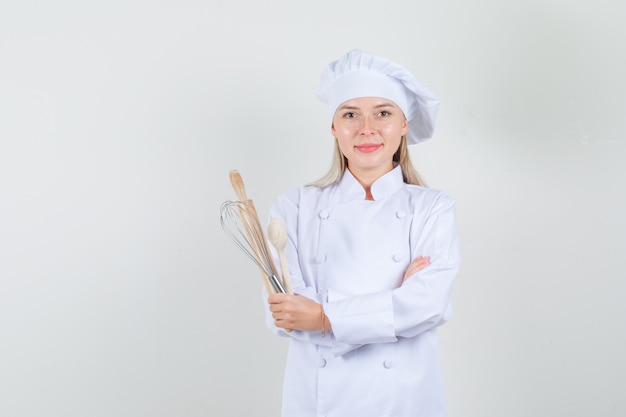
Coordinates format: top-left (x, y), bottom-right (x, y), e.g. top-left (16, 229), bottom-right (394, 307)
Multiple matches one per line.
top-left (378, 110), bottom-right (390, 117)
top-left (343, 111), bottom-right (356, 118)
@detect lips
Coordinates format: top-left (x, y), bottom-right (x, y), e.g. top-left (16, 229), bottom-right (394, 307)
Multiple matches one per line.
top-left (355, 143), bottom-right (382, 153)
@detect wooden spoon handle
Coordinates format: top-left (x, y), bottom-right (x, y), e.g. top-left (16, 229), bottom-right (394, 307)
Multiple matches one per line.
top-left (229, 170), bottom-right (260, 223)
top-left (278, 253), bottom-right (292, 295)
top-left (229, 170), bottom-right (248, 202)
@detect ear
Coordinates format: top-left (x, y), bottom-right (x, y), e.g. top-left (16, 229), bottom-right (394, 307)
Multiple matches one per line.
top-left (401, 118), bottom-right (409, 136)
top-left (331, 123), bottom-right (336, 137)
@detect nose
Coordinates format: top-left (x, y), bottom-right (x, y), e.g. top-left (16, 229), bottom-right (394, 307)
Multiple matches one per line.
top-left (359, 115), bottom-right (375, 135)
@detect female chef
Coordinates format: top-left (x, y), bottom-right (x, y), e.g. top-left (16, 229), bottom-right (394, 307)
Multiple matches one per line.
top-left (266, 49), bottom-right (461, 417)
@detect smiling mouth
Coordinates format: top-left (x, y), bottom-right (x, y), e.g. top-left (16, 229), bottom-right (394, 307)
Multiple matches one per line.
top-left (355, 144), bottom-right (382, 153)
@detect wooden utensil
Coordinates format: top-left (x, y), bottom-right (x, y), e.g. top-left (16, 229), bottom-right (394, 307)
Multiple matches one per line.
top-left (268, 217), bottom-right (293, 332)
top-left (268, 218), bottom-right (293, 295)
top-left (227, 170), bottom-right (281, 294)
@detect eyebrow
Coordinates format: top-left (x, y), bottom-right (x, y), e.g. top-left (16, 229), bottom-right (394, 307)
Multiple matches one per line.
top-left (337, 102), bottom-right (396, 111)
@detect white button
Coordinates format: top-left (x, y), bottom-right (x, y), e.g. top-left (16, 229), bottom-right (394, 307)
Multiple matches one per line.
top-left (319, 210), bottom-right (329, 219)
top-left (396, 210), bottom-right (406, 219)
top-left (315, 254), bottom-right (326, 264)
top-left (393, 253), bottom-right (403, 262)
top-left (383, 359), bottom-right (393, 369)
top-left (319, 358), bottom-right (327, 368)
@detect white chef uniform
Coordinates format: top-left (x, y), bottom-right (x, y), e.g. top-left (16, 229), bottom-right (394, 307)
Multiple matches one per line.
top-left (265, 164), bottom-right (461, 417)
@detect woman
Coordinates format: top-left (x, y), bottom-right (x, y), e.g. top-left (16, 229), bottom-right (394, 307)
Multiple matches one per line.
top-left (267, 49), bottom-right (461, 417)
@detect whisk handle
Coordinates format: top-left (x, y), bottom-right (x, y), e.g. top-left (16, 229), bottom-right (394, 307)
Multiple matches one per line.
top-left (268, 274), bottom-right (286, 294)
top-left (268, 274), bottom-right (291, 332)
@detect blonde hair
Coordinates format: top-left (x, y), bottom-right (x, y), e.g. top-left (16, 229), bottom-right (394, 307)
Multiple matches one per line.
top-left (308, 135), bottom-right (426, 187)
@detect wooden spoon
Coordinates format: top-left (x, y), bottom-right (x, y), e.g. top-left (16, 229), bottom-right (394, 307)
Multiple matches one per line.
top-left (268, 218), bottom-right (293, 332)
top-left (268, 218), bottom-right (293, 295)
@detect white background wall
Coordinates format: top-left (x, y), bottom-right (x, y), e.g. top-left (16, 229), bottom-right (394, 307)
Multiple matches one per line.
top-left (1, 1), bottom-right (625, 416)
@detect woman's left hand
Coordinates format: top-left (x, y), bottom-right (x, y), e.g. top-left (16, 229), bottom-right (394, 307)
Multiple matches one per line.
top-left (401, 255), bottom-right (430, 284)
top-left (268, 293), bottom-right (326, 331)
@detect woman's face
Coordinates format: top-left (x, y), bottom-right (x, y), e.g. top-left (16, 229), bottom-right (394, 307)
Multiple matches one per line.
top-left (331, 97), bottom-right (408, 180)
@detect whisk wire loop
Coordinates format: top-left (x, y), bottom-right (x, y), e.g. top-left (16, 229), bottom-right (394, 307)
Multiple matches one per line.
top-left (220, 200), bottom-right (285, 293)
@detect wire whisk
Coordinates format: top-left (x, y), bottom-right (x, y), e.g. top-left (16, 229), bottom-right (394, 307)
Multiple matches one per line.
top-left (220, 200), bottom-right (286, 294)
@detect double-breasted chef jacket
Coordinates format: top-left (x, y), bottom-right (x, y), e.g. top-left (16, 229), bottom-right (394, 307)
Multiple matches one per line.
top-left (265, 165), bottom-right (461, 417)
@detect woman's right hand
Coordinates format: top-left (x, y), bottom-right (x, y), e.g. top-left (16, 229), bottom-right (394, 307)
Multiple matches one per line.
top-left (401, 256), bottom-right (430, 284)
top-left (268, 293), bottom-right (327, 332)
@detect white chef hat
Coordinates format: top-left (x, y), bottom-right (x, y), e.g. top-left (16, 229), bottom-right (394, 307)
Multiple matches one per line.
top-left (316, 49), bottom-right (440, 144)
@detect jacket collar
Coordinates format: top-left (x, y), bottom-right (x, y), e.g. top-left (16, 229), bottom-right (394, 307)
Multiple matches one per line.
top-left (337, 164), bottom-right (404, 202)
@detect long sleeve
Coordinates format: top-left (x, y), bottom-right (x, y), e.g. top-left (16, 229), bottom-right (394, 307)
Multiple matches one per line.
top-left (263, 187), bottom-right (359, 354)
top-left (323, 193), bottom-right (460, 353)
